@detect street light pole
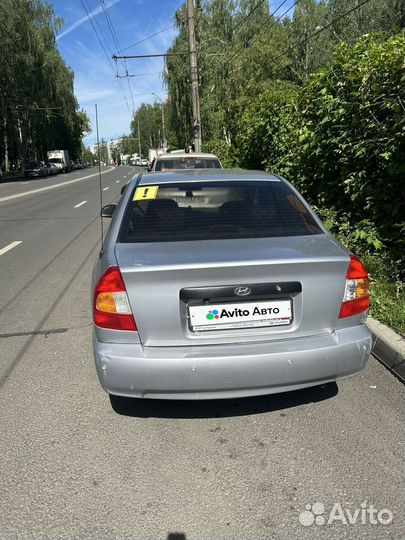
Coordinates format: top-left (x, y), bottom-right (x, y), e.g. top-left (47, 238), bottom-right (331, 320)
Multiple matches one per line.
top-left (137, 120), bottom-right (142, 158)
top-left (152, 93), bottom-right (166, 149)
top-left (187, 0), bottom-right (202, 152)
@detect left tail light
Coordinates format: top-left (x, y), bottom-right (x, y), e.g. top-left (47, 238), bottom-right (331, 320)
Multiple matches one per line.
top-left (339, 255), bottom-right (370, 318)
top-left (93, 266), bottom-right (137, 331)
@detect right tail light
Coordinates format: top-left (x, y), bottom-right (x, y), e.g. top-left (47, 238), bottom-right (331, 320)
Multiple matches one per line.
top-left (339, 255), bottom-right (370, 318)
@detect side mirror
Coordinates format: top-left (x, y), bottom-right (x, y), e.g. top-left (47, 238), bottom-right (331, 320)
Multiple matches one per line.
top-left (101, 204), bottom-right (116, 218)
top-left (120, 183), bottom-right (128, 195)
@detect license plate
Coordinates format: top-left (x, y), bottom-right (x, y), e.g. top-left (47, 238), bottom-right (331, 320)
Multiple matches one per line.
top-left (189, 299), bottom-right (292, 331)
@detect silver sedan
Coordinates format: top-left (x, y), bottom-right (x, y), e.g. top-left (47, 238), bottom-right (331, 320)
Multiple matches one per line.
top-left (92, 169), bottom-right (371, 400)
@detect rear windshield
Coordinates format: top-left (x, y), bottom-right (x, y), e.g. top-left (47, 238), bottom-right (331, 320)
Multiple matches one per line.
top-left (24, 161), bottom-right (40, 168)
top-left (155, 157), bottom-right (221, 171)
top-left (119, 181), bottom-right (322, 243)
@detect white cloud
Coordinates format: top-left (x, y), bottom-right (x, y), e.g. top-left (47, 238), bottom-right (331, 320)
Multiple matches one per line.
top-left (66, 8), bottom-right (180, 145)
top-left (56, 0), bottom-right (123, 41)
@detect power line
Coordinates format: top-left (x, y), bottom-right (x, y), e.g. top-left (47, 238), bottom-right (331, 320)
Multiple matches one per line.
top-left (89, 3), bottom-right (132, 112)
top-left (269, 0), bottom-right (373, 66)
top-left (113, 52), bottom-right (189, 59)
top-left (116, 25), bottom-right (175, 54)
top-left (80, 0), bottom-right (132, 115)
top-left (80, 0), bottom-right (115, 72)
top-left (229, 0), bottom-right (298, 64)
top-left (116, 71), bottom-right (161, 78)
top-left (99, 0), bottom-right (136, 112)
top-left (100, 0), bottom-right (120, 51)
top-left (232, 0), bottom-right (268, 34)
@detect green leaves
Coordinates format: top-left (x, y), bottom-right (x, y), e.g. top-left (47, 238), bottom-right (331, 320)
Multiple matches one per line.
top-left (234, 33), bottom-right (405, 272)
top-left (0, 0), bottom-right (89, 166)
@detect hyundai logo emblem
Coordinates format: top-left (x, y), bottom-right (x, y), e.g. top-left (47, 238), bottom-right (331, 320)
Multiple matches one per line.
top-left (234, 286), bottom-right (252, 297)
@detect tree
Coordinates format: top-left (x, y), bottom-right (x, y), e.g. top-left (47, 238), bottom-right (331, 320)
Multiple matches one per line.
top-left (0, 0), bottom-right (90, 170)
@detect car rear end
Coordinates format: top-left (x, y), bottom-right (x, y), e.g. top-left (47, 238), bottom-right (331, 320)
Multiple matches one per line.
top-left (153, 153), bottom-right (222, 172)
top-left (92, 170), bottom-right (371, 400)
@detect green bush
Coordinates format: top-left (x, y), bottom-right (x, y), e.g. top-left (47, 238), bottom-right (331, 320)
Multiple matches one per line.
top-left (363, 253), bottom-right (405, 336)
top-left (235, 81), bottom-right (298, 170)
top-left (275, 34), bottom-right (405, 265)
top-left (234, 34), bottom-right (405, 332)
top-left (203, 139), bottom-right (237, 168)
top-left (314, 206), bottom-right (404, 335)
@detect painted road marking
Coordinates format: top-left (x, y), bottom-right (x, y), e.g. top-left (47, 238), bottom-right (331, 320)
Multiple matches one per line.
top-left (116, 180), bottom-right (120, 183)
top-left (0, 168), bottom-right (114, 203)
top-left (74, 200), bottom-right (87, 208)
top-left (103, 187), bottom-right (109, 191)
top-left (0, 241), bottom-right (23, 256)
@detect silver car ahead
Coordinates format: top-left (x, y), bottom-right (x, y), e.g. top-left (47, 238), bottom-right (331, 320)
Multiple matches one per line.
top-left (92, 169), bottom-right (371, 400)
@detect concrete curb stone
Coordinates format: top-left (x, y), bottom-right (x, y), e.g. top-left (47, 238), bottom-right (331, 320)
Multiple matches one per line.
top-left (367, 316), bottom-right (405, 384)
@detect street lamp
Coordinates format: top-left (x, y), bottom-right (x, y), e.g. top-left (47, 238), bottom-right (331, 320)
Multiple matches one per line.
top-left (152, 93), bottom-right (166, 150)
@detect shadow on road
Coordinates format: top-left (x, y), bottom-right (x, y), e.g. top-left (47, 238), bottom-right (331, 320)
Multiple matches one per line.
top-left (0, 174), bottom-right (26, 184)
top-left (109, 383), bottom-right (338, 418)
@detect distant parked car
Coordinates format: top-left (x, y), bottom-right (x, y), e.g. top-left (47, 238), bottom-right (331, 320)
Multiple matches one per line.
top-left (92, 169), bottom-right (371, 402)
top-left (46, 162), bottom-right (58, 175)
top-left (23, 161), bottom-right (48, 177)
top-left (140, 158), bottom-right (149, 168)
top-left (150, 152), bottom-right (222, 172)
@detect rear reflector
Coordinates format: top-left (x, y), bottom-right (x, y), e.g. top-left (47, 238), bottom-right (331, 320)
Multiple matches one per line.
top-left (93, 266), bottom-right (137, 331)
top-left (339, 255), bottom-right (370, 318)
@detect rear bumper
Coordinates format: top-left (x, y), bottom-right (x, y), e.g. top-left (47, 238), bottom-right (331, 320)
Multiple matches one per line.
top-left (93, 325), bottom-right (371, 400)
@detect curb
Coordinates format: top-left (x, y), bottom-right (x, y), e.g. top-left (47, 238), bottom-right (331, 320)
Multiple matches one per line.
top-left (367, 316), bottom-right (405, 384)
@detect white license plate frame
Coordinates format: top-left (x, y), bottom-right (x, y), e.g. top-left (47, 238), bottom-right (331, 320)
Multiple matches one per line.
top-left (188, 299), bottom-right (293, 331)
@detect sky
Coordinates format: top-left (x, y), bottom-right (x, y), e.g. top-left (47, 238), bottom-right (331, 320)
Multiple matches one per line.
top-left (53, 0), bottom-right (295, 148)
top-left (53, 0), bottom-right (184, 147)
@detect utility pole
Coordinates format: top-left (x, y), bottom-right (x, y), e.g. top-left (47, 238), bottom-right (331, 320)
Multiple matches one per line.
top-left (152, 93), bottom-right (166, 149)
top-left (187, 0), bottom-right (202, 152)
top-left (3, 116), bottom-right (9, 172)
top-left (161, 105), bottom-right (166, 147)
top-left (137, 120), bottom-right (142, 158)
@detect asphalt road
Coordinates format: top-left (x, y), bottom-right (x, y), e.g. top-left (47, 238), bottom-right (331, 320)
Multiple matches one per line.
top-left (0, 166), bottom-right (404, 540)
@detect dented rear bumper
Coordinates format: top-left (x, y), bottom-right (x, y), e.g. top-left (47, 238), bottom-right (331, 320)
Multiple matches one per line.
top-left (93, 324), bottom-right (371, 400)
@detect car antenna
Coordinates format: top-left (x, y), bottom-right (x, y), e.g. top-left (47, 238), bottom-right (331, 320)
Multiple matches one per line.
top-left (95, 103), bottom-right (104, 255)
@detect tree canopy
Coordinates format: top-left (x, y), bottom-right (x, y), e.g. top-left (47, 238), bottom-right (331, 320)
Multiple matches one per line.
top-left (0, 0), bottom-right (90, 171)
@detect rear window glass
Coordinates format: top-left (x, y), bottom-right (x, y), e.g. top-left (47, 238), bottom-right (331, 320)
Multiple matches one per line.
top-left (155, 158), bottom-right (221, 171)
top-left (119, 181), bottom-right (322, 243)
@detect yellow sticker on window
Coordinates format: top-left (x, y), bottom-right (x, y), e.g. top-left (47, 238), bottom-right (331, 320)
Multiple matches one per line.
top-left (133, 185), bottom-right (159, 201)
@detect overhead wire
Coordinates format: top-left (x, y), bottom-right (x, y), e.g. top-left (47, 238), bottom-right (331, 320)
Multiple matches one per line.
top-left (80, 0), bottom-right (132, 115)
top-left (116, 71), bottom-right (161, 78)
top-left (232, 0), bottom-right (268, 35)
top-left (228, 0), bottom-right (298, 64)
top-left (266, 0), bottom-right (373, 67)
top-left (115, 25), bottom-right (175, 54)
top-left (99, 0), bottom-right (136, 112)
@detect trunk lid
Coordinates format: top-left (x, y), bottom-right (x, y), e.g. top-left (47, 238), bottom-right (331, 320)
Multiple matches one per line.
top-left (115, 234), bottom-right (349, 347)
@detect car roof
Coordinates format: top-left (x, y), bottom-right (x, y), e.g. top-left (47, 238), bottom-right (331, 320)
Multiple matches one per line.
top-left (156, 152), bottom-right (219, 160)
top-left (138, 169), bottom-right (282, 185)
